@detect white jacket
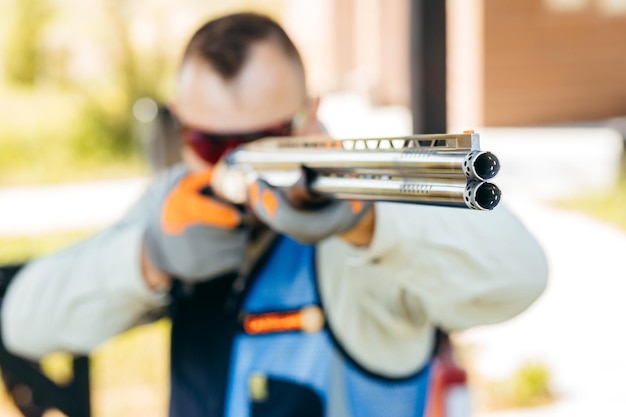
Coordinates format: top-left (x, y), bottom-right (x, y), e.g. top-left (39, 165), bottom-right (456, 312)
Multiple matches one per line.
top-left (1, 165), bottom-right (548, 377)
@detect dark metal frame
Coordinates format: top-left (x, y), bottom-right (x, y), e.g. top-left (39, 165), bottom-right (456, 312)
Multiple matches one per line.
top-left (410, 0), bottom-right (447, 134)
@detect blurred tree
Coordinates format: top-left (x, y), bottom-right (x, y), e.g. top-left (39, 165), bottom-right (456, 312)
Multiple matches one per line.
top-left (66, 0), bottom-right (171, 157)
top-left (3, 0), bottom-right (55, 87)
top-left (104, 0), bottom-right (167, 104)
top-left (0, 0), bottom-right (286, 184)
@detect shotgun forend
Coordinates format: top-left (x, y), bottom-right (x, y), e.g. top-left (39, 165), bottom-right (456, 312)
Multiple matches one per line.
top-left (227, 132), bottom-right (502, 210)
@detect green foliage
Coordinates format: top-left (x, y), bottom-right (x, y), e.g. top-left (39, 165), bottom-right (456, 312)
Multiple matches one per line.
top-left (477, 361), bottom-right (554, 411)
top-left (0, 88), bottom-right (147, 185)
top-left (3, 0), bottom-right (55, 86)
top-left (74, 95), bottom-right (139, 158)
top-left (557, 176), bottom-right (626, 231)
top-left (0, 80), bottom-right (148, 187)
top-left (511, 362), bottom-right (553, 407)
top-left (1, 0), bottom-right (169, 182)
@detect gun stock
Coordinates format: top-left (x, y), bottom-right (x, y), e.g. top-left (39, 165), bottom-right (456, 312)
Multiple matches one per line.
top-left (227, 132), bottom-right (501, 210)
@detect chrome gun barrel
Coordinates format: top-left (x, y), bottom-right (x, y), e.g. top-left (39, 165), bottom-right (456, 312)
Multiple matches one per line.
top-left (228, 148), bottom-right (499, 181)
top-left (309, 176), bottom-right (501, 211)
top-left (228, 132), bottom-right (502, 210)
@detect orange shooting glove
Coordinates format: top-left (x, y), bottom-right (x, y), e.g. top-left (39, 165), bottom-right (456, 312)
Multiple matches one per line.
top-left (144, 170), bottom-right (248, 282)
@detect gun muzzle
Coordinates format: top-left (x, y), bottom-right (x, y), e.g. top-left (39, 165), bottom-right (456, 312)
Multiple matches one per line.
top-left (309, 176), bottom-right (501, 211)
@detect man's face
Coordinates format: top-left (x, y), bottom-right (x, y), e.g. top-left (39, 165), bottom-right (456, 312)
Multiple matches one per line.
top-left (172, 40), bottom-right (309, 172)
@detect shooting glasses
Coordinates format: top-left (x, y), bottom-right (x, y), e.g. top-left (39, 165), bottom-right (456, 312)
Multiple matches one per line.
top-left (179, 118), bottom-right (294, 165)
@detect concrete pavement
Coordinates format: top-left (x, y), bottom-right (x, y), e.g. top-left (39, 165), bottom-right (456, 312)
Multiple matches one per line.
top-left (0, 178), bottom-right (148, 237)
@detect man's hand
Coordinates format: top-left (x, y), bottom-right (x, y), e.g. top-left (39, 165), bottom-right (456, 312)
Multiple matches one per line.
top-left (337, 205), bottom-right (375, 247)
top-left (210, 157), bottom-right (251, 205)
top-left (247, 172), bottom-right (373, 245)
top-left (144, 170), bottom-right (248, 283)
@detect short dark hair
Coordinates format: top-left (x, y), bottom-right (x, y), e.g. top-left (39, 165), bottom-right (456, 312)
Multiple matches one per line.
top-left (183, 12), bottom-right (304, 80)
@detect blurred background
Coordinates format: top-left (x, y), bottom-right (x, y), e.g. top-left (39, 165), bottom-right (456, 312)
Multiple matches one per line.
top-left (1, 0), bottom-right (626, 416)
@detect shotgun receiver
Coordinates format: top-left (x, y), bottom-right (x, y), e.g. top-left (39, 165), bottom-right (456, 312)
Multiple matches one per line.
top-left (227, 132), bottom-right (501, 210)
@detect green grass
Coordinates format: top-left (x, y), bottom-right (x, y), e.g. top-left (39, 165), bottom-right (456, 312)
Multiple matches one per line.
top-left (557, 174), bottom-right (626, 231)
top-left (0, 229), bottom-right (96, 264)
top-left (89, 320), bottom-right (170, 417)
top-left (453, 340), bottom-right (554, 412)
top-left (473, 361), bottom-right (554, 411)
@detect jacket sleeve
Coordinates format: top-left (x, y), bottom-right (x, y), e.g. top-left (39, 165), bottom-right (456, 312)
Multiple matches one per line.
top-left (316, 202), bottom-right (548, 377)
top-left (1, 165), bottom-right (188, 360)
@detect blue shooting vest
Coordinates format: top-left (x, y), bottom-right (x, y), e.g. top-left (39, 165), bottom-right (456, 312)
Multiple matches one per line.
top-left (169, 235), bottom-right (432, 417)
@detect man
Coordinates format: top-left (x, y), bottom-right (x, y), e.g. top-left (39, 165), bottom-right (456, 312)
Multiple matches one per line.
top-left (1, 13), bottom-right (548, 417)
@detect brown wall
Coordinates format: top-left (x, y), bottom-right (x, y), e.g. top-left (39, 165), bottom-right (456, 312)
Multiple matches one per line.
top-left (281, 0), bottom-right (410, 105)
top-left (372, 0), bottom-right (410, 106)
top-left (483, 0), bottom-right (626, 126)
